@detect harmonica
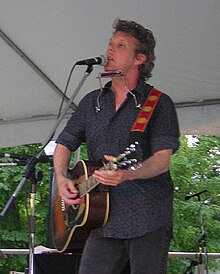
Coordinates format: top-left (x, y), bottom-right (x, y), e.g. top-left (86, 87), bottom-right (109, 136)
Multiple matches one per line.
top-left (97, 70), bottom-right (124, 78)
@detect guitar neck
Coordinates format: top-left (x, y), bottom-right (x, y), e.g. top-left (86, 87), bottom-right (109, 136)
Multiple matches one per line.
top-left (77, 162), bottom-right (116, 198)
top-left (76, 143), bottom-right (140, 198)
top-left (78, 176), bottom-right (99, 198)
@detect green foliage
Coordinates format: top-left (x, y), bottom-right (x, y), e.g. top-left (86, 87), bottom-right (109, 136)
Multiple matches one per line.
top-left (169, 135), bottom-right (220, 273)
top-left (0, 138), bottom-right (220, 273)
top-left (0, 143), bottom-right (51, 273)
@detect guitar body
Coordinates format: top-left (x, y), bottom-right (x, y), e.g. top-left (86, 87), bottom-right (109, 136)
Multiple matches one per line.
top-left (52, 160), bottom-right (109, 253)
top-left (51, 142), bottom-right (140, 253)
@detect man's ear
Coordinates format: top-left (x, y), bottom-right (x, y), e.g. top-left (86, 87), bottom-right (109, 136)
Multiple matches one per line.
top-left (135, 54), bottom-right (147, 66)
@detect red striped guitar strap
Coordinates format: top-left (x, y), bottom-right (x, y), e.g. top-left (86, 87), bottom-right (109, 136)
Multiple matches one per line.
top-left (131, 88), bottom-right (161, 133)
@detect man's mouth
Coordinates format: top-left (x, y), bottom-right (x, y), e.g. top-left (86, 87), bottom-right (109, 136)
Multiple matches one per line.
top-left (107, 57), bottom-right (114, 62)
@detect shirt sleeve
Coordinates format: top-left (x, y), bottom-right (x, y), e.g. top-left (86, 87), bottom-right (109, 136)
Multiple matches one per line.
top-left (55, 95), bottom-right (89, 151)
top-left (148, 93), bottom-right (180, 154)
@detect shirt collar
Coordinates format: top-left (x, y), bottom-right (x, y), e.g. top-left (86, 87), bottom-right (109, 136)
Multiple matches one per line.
top-left (103, 78), bottom-right (148, 95)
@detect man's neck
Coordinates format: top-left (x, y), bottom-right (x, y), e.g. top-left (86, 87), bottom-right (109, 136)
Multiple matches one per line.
top-left (111, 73), bottom-right (139, 94)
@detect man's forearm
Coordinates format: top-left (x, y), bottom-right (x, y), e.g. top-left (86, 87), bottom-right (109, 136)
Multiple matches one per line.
top-left (53, 144), bottom-right (71, 178)
top-left (123, 149), bottom-right (173, 181)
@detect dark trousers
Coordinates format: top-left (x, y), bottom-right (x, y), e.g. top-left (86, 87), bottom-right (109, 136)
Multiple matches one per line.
top-left (78, 226), bottom-right (172, 274)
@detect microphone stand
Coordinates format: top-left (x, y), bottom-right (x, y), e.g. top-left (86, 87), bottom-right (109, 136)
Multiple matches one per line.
top-left (0, 65), bottom-right (94, 274)
top-left (197, 195), bottom-right (209, 274)
top-left (0, 161), bottom-right (27, 167)
top-left (183, 260), bottom-right (198, 274)
top-left (183, 193), bottom-right (209, 274)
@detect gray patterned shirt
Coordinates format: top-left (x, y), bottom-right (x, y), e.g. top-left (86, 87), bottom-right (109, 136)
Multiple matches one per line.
top-left (56, 79), bottom-right (180, 238)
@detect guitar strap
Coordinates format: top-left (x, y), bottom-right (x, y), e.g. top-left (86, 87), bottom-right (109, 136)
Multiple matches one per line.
top-left (129, 88), bottom-right (161, 143)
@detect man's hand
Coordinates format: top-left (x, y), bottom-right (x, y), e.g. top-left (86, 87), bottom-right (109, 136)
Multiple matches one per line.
top-left (54, 144), bottom-right (81, 205)
top-left (93, 155), bottom-right (129, 186)
top-left (93, 149), bottom-right (173, 186)
top-left (56, 175), bottom-right (81, 205)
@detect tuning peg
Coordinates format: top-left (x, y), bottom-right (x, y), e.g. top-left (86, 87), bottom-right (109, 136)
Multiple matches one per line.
top-left (127, 141), bottom-right (139, 151)
top-left (130, 141), bottom-right (139, 148)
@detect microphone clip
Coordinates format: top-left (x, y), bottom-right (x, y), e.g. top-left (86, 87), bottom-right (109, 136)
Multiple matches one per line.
top-left (185, 190), bottom-right (208, 201)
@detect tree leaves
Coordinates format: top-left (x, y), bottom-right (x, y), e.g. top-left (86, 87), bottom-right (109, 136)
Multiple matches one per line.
top-left (169, 135), bottom-right (220, 273)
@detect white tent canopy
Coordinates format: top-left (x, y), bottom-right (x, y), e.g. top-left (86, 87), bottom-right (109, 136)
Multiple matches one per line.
top-left (0, 1), bottom-right (219, 148)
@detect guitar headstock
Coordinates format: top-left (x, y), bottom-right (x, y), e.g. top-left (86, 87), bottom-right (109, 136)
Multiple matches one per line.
top-left (113, 141), bottom-right (142, 171)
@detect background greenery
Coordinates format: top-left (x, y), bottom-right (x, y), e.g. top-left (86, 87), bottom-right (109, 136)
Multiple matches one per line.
top-left (0, 135), bottom-right (220, 274)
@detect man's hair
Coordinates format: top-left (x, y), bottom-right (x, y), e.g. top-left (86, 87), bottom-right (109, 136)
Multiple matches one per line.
top-left (113, 18), bottom-right (156, 80)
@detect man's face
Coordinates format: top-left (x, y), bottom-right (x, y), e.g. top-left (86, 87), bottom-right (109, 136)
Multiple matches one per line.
top-left (104, 31), bottom-right (140, 74)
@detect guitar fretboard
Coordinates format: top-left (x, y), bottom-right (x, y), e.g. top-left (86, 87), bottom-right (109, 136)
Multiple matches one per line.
top-left (78, 176), bottom-right (98, 198)
top-left (76, 145), bottom-right (139, 198)
top-left (77, 162), bottom-right (117, 198)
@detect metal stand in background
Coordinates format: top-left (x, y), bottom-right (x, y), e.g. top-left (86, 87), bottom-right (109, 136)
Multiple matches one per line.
top-left (0, 65), bottom-right (94, 274)
top-left (183, 260), bottom-right (199, 274)
top-left (25, 162), bottom-right (44, 274)
top-left (197, 195), bottom-right (209, 274)
top-left (183, 191), bottom-right (209, 274)
top-left (0, 156), bottom-right (49, 274)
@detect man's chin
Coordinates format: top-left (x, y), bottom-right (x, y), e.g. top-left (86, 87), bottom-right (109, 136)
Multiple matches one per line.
top-left (104, 65), bottom-right (119, 71)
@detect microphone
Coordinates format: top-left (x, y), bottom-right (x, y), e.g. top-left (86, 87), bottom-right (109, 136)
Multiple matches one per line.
top-left (75, 55), bottom-right (107, 66)
top-left (185, 190), bottom-right (208, 201)
top-left (0, 153), bottom-right (29, 161)
top-left (0, 153), bottom-right (50, 163)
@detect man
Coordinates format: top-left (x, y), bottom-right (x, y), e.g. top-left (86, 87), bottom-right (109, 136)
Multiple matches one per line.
top-left (53, 18), bottom-right (179, 274)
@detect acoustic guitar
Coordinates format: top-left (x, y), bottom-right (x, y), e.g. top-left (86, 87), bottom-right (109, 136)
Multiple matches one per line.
top-left (51, 142), bottom-right (141, 253)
